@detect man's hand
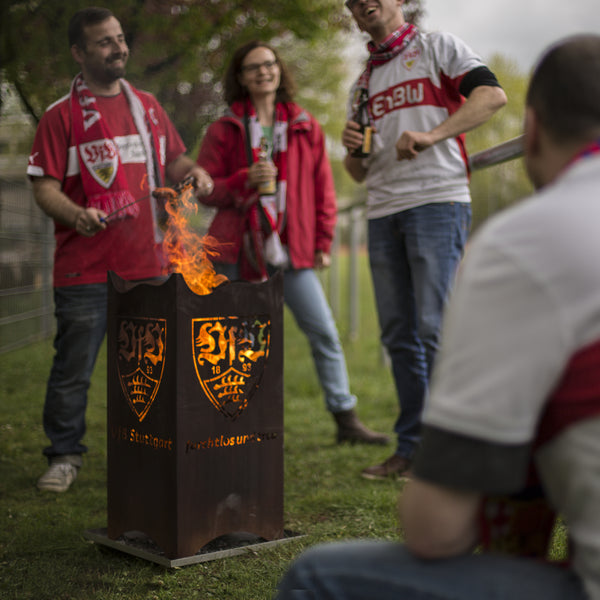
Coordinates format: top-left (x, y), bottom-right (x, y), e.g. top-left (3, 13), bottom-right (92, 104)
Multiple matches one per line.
top-left (32, 176), bottom-right (106, 235)
top-left (395, 130), bottom-right (435, 161)
top-left (186, 165), bottom-right (214, 197)
top-left (342, 120), bottom-right (365, 154)
top-left (166, 155), bottom-right (214, 197)
top-left (342, 120), bottom-right (369, 183)
top-left (400, 476), bottom-right (480, 559)
top-left (395, 86), bottom-right (508, 162)
top-left (74, 207), bottom-right (108, 237)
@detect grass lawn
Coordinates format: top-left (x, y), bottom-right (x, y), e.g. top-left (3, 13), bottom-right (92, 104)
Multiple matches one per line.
top-left (0, 251), bottom-right (567, 599)
top-left (0, 252), bottom-right (404, 600)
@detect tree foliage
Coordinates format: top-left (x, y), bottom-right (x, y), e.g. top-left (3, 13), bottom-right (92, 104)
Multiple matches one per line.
top-left (6, 0), bottom-right (534, 227)
top-left (1, 0), bottom-right (357, 149)
top-left (466, 55), bottom-right (533, 229)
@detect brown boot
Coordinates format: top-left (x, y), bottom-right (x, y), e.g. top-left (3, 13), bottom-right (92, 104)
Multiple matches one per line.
top-left (333, 409), bottom-right (390, 445)
top-left (361, 454), bottom-right (412, 480)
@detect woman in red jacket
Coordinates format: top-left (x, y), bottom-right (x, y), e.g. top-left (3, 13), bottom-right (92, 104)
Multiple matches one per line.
top-left (196, 40), bottom-right (388, 445)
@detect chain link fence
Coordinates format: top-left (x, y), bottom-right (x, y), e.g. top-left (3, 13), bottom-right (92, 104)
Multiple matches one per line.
top-left (0, 178), bottom-right (54, 354)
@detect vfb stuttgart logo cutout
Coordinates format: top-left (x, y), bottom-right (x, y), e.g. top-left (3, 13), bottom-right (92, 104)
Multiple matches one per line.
top-left (192, 316), bottom-right (271, 421)
top-left (117, 318), bottom-right (166, 422)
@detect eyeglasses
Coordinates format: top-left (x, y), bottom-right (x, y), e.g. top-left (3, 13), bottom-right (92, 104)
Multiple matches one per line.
top-left (240, 59), bottom-right (278, 74)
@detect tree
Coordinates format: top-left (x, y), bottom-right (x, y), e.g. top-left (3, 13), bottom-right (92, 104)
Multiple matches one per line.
top-left (0, 0), bottom-right (356, 149)
top-left (466, 55), bottom-right (533, 229)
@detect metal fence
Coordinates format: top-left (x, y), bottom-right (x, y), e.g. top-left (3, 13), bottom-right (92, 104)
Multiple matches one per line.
top-left (0, 136), bottom-right (524, 355)
top-left (0, 178), bottom-right (54, 353)
top-left (326, 135), bottom-right (525, 340)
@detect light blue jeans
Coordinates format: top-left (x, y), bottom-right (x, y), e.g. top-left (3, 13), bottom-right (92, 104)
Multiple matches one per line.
top-left (43, 283), bottom-right (108, 460)
top-left (275, 541), bottom-right (587, 600)
top-left (215, 264), bottom-right (356, 413)
top-left (368, 202), bottom-right (471, 459)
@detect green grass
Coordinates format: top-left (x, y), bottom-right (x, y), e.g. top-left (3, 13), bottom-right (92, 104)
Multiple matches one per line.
top-left (0, 251), bottom-right (567, 599)
top-left (0, 251), bottom-right (403, 600)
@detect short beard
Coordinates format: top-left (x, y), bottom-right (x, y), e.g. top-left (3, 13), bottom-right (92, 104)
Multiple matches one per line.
top-left (87, 57), bottom-right (128, 86)
top-left (105, 54), bottom-right (128, 81)
top-left (105, 64), bottom-right (127, 81)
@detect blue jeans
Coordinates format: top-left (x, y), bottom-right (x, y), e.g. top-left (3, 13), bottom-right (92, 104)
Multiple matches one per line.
top-left (368, 202), bottom-right (471, 459)
top-left (274, 541), bottom-right (587, 600)
top-left (43, 284), bottom-right (108, 460)
top-left (215, 264), bottom-right (356, 413)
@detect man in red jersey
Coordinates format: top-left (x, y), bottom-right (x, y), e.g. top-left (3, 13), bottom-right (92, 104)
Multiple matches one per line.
top-left (27, 7), bottom-right (213, 492)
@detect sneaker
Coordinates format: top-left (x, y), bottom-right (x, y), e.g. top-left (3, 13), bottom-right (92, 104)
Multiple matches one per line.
top-left (361, 454), bottom-right (411, 481)
top-left (37, 455), bottom-right (80, 492)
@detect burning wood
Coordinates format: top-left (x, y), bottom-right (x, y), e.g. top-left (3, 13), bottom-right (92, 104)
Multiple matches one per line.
top-left (154, 177), bottom-right (228, 295)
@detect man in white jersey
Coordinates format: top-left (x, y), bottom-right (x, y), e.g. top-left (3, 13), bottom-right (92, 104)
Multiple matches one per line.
top-left (341, 0), bottom-right (507, 479)
top-left (275, 34), bottom-right (600, 600)
top-left (27, 7), bottom-right (213, 493)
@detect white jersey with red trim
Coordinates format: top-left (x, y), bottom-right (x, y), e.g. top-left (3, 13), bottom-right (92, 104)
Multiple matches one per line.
top-left (421, 153), bottom-right (600, 599)
top-left (350, 30), bottom-right (486, 219)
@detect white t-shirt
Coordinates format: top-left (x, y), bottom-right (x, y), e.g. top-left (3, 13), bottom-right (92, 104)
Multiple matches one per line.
top-left (349, 30), bottom-right (486, 219)
top-left (417, 153), bottom-right (600, 599)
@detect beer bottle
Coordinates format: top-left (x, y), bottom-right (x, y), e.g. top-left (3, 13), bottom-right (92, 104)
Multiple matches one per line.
top-left (257, 136), bottom-right (277, 195)
top-left (351, 101), bottom-right (373, 159)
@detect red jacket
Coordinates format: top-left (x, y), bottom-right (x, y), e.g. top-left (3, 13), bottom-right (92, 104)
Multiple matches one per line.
top-left (196, 101), bottom-right (337, 272)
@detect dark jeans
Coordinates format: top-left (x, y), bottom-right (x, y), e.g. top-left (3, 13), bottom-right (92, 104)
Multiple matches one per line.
top-left (275, 540), bottom-right (587, 600)
top-left (42, 284), bottom-right (107, 460)
top-left (368, 202), bottom-right (471, 458)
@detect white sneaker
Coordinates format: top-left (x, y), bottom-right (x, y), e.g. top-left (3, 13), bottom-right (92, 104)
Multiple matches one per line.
top-left (37, 457), bottom-right (80, 492)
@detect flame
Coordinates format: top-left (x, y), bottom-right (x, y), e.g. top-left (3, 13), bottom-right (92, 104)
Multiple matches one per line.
top-left (157, 180), bottom-right (228, 295)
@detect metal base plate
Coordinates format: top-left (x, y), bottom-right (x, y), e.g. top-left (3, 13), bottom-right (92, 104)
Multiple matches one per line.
top-left (84, 528), bottom-right (304, 568)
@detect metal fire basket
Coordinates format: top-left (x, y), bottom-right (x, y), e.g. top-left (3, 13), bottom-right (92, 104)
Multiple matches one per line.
top-left (102, 270), bottom-right (284, 560)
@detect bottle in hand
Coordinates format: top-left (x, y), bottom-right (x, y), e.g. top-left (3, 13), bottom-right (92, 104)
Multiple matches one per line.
top-left (351, 102), bottom-right (372, 158)
top-left (257, 136), bottom-right (276, 195)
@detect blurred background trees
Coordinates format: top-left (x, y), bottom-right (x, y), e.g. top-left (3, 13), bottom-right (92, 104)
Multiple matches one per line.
top-left (1, 0), bottom-right (530, 226)
top-left (1, 0), bottom-right (355, 149)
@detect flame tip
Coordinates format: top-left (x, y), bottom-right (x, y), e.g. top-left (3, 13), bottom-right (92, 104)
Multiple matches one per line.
top-left (160, 181), bottom-right (228, 295)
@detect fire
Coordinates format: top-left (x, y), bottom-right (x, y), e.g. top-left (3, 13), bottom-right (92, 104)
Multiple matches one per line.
top-left (155, 179), bottom-right (228, 295)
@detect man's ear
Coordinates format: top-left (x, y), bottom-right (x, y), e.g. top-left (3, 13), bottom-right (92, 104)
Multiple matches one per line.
top-left (524, 107), bottom-right (541, 159)
top-left (71, 44), bottom-right (84, 66)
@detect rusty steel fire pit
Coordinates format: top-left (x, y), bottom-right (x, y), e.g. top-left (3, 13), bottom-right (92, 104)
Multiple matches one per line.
top-left (89, 269), bottom-right (286, 563)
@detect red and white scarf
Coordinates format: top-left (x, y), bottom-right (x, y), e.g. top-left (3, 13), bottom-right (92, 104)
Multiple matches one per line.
top-left (352, 23), bottom-right (418, 121)
top-left (243, 99), bottom-right (289, 280)
top-left (69, 73), bottom-right (164, 240)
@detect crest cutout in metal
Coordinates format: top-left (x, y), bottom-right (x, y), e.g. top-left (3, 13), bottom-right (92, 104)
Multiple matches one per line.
top-left (117, 317), bottom-right (166, 422)
top-left (192, 316), bottom-right (271, 420)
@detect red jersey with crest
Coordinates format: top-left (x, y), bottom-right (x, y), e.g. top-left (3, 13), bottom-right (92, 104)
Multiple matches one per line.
top-left (349, 30), bottom-right (486, 219)
top-left (27, 87), bottom-right (186, 287)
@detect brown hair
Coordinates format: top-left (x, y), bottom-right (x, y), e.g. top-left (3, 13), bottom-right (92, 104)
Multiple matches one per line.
top-left (68, 6), bottom-right (115, 49)
top-left (527, 34), bottom-right (600, 144)
top-left (223, 40), bottom-right (296, 106)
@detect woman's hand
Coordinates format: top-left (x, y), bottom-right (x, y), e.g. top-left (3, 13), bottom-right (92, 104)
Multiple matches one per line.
top-left (314, 251), bottom-right (331, 269)
top-left (247, 161), bottom-right (278, 189)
